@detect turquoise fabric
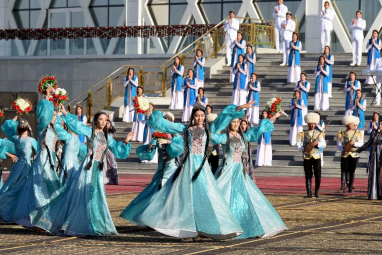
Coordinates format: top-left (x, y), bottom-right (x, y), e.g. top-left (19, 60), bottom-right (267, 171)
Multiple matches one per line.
top-left (37, 99), bottom-right (54, 132)
top-left (131, 105), bottom-right (247, 239)
top-left (30, 113), bottom-right (131, 236)
top-left (214, 120), bottom-right (287, 239)
top-left (209, 104), bottom-right (245, 134)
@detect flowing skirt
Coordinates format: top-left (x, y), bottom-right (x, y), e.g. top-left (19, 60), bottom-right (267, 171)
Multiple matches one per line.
top-left (287, 57), bottom-right (300, 84)
top-left (290, 110), bottom-right (303, 146)
top-left (215, 162), bottom-right (287, 239)
top-left (247, 106), bottom-right (259, 125)
top-left (120, 158), bottom-right (179, 225)
top-left (132, 154), bottom-right (243, 239)
top-left (182, 94), bottom-right (193, 123)
top-left (196, 80), bottom-right (204, 89)
top-left (30, 160), bottom-right (118, 236)
top-left (59, 157), bottom-right (80, 186)
top-left (123, 105), bottom-right (134, 123)
top-left (0, 150), bottom-right (61, 227)
top-left (255, 137), bottom-right (272, 166)
top-left (314, 92), bottom-right (329, 111)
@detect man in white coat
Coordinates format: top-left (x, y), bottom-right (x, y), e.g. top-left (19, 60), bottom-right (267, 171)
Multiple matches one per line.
top-left (273, 0), bottom-right (288, 53)
top-left (224, 10), bottom-right (240, 65)
top-left (280, 12), bottom-right (295, 66)
top-left (349, 10), bottom-right (366, 66)
top-left (319, 1), bottom-right (334, 51)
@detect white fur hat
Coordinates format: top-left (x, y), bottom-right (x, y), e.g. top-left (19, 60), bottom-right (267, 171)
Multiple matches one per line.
top-left (304, 113), bottom-right (320, 124)
top-left (342, 115), bottom-right (360, 126)
top-left (207, 113), bottom-right (218, 123)
top-left (163, 111), bottom-right (175, 122)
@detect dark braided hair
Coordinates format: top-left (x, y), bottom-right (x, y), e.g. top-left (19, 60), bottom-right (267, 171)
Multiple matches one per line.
top-left (85, 112), bottom-right (109, 171)
top-left (171, 103), bottom-right (212, 183)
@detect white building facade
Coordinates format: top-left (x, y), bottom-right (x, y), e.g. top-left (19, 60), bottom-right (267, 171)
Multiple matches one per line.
top-left (1, 0), bottom-right (382, 56)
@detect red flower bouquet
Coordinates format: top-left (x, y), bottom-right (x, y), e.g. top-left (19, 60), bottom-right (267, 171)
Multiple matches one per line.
top-left (12, 97), bottom-right (32, 115)
top-left (38, 75), bottom-right (58, 94)
top-left (152, 131), bottom-right (170, 141)
top-left (133, 95), bottom-right (150, 114)
top-left (265, 97), bottom-right (288, 118)
top-left (0, 109), bottom-right (4, 119)
top-left (52, 88), bottom-right (69, 106)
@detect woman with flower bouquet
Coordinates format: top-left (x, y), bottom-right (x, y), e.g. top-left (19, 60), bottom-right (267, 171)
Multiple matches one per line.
top-left (256, 110), bottom-right (273, 166)
top-left (289, 90), bottom-right (304, 146)
top-left (131, 86), bottom-right (148, 142)
top-left (120, 111), bottom-right (184, 226)
top-left (38, 75), bottom-right (58, 102)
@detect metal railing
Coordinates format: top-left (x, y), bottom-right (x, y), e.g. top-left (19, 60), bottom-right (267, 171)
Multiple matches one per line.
top-left (65, 16), bottom-right (299, 121)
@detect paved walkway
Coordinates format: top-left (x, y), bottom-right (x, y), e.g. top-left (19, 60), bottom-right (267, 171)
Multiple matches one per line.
top-left (0, 175), bottom-right (381, 254)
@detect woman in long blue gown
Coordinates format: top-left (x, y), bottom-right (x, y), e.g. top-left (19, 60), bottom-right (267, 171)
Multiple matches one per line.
top-left (54, 118), bottom-right (87, 185)
top-left (212, 114), bottom-right (288, 239)
top-left (0, 99), bottom-right (61, 227)
top-left (130, 102), bottom-right (255, 240)
top-left (0, 138), bottom-right (17, 190)
top-left (30, 108), bottom-right (134, 236)
top-left (120, 133), bottom-right (184, 226)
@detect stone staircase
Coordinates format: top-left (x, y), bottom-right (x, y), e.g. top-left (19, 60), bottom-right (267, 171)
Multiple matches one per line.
top-left (114, 53), bottom-right (376, 178)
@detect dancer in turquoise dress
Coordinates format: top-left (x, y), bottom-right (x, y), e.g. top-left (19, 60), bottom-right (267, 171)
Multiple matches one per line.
top-left (131, 102), bottom-right (255, 241)
top-left (213, 112), bottom-right (287, 239)
top-left (120, 131), bottom-right (183, 226)
top-left (30, 107), bottom-right (134, 236)
top-left (0, 98), bottom-right (62, 227)
top-left (55, 118), bottom-right (87, 185)
top-left (0, 138), bottom-right (17, 190)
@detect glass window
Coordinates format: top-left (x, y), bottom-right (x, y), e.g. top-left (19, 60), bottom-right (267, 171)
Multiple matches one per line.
top-left (70, 39), bottom-right (84, 55)
top-left (109, 7), bottom-right (124, 26)
top-left (150, 5), bottom-right (169, 25)
top-left (71, 11), bottom-right (84, 27)
top-left (150, 0), bottom-right (169, 3)
top-left (169, 4), bottom-right (187, 25)
top-left (50, 0), bottom-right (67, 8)
top-left (50, 12), bottom-right (66, 28)
top-left (100, 38), bottom-right (110, 52)
top-left (14, 0), bottom-right (29, 9)
top-left (14, 11), bottom-right (29, 28)
top-left (256, 2), bottom-right (274, 21)
top-left (30, 10), bottom-right (40, 28)
top-left (34, 40), bottom-right (48, 56)
top-left (50, 39), bottom-right (66, 55)
top-left (170, 0), bottom-right (188, 3)
top-left (87, 39), bottom-right (98, 55)
top-left (200, 3), bottom-right (222, 24)
top-left (68, 0), bottom-right (81, 7)
top-left (335, 0), bottom-right (358, 33)
top-left (222, 3), bottom-right (241, 19)
top-left (90, 0), bottom-right (108, 6)
top-left (202, 0), bottom-right (222, 2)
top-left (113, 38), bottom-right (125, 54)
top-left (109, 0), bottom-right (125, 4)
top-left (360, 0), bottom-right (380, 32)
top-left (90, 7), bottom-right (108, 26)
top-left (30, 1), bottom-right (41, 9)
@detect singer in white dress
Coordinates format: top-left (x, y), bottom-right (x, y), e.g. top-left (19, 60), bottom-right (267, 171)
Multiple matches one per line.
top-left (324, 46), bottom-right (335, 98)
top-left (122, 67), bottom-right (138, 123)
top-left (287, 32), bottom-right (302, 84)
top-left (169, 56), bottom-right (184, 110)
top-left (230, 32), bottom-right (246, 82)
top-left (366, 30), bottom-right (381, 84)
top-left (256, 110), bottom-right (273, 166)
top-left (231, 54), bottom-right (248, 106)
top-left (314, 56), bottom-right (330, 111)
top-left (193, 49), bottom-right (205, 88)
top-left (294, 72), bottom-right (310, 126)
top-left (289, 90), bottom-right (304, 146)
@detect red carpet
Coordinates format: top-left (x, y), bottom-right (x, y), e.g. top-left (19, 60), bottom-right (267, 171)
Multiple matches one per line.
top-left (1, 173), bottom-right (368, 196)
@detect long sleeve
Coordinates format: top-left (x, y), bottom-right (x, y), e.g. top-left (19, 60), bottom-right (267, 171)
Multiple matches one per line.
top-left (354, 132), bottom-right (363, 148)
top-left (171, 65), bottom-right (184, 77)
top-left (318, 135), bottom-right (326, 149)
top-left (325, 55), bottom-right (334, 65)
top-left (300, 82), bottom-right (310, 92)
top-left (239, 64), bottom-right (247, 75)
top-left (314, 68), bottom-right (320, 77)
top-left (344, 82), bottom-right (351, 92)
top-left (250, 82), bottom-right (261, 92)
top-left (285, 21), bottom-right (296, 32)
top-left (230, 40), bottom-right (236, 49)
top-left (359, 99), bottom-right (367, 111)
top-left (366, 41), bottom-right (372, 51)
top-left (231, 19), bottom-right (239, 31)
top-left (321, 65), bottom-right (329, 76)
top-left (295, 100), bottom-right (305, 109)
top-left (147, 111), bottom-right (186, 134)
top-left (292, 42), bottom-right (302, 51)
top-left (289, 100), bottom-right (294, 110)
top-left (78, 143), bottom-right (88, 162)
top-left (197, 58), bottom-right (205, 67)
top-left (31, 138), bottom-right (38, 153)
top-left (244, 119), bottom-right (274, 142)
top-left (1, 120), bottom-right (18, 139)
top-left (0, 139), bottom-right (16, 159)
top-left (37, 99), bottom-right (55, 131)
top-left (54, 117), bottom-right (72, 142)
top-left (236, 39), bottom-right (246, 49)
top-left (356, 20), bottom-right (366, 30)
top-left (108, 134), bottom-right (131, 159)
top-left (337, 131), bottom-right (344, 152)
top-left (211, 133), bottom-right (227, 145)
top-left (357, 136), bottom-right (373, 153)
top-left (61, 113), bottom-right (92, 138)
top-left (136, 140), bottom-right (157, 161)
top-left (296, 132), bottom-right (304, 151)
top-left (166, 135), bottom-right (184, 158)
top-left (209, 104), bottom-right (245, 134)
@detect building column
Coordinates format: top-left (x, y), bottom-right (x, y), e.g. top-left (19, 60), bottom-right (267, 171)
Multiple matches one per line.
top-left (0, 1), bottom-right (12, 56)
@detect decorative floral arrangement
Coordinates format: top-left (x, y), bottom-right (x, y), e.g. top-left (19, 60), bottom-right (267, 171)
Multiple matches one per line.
top-left (265, 97), bottom-right (288, 118)
top-left (152, 131), bottom-right (170, 141)
top-left (0, 109), bottom-right (4, 119)
top-left (38, 75), bottom-right (58, 94)
top-left (12, 97), bottom-right (32, 115)
top-left (133, 95), bottom-right (150, 114)
top-left (52, 88), bottom-right (69, 106)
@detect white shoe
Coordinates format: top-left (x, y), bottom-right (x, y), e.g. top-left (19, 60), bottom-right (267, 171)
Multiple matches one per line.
top-left (350, 62), bottom-right (356, 66)
top-left (280, 63), bottom-right (286, 66)
top-left (356, 63), bottom-right (361, 66)
top-left (376, 103), bottom-right (380, 106)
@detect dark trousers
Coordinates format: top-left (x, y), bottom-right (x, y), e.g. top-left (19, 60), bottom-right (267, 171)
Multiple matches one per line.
top-left (341, 156), bottom-right (358, 174)
top-left (208, 155), bottom-right (219, 175)
top-left (304, 158), bottom-right (322, 192)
